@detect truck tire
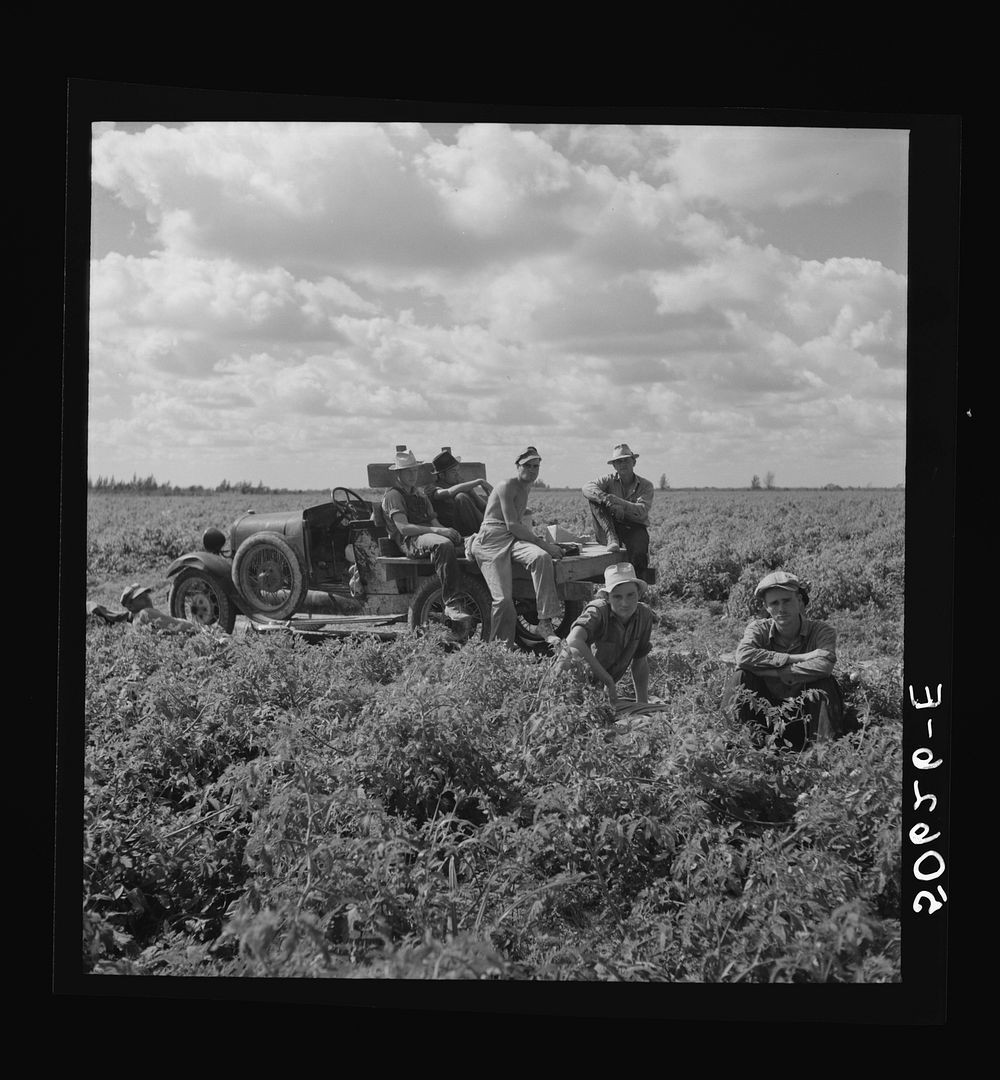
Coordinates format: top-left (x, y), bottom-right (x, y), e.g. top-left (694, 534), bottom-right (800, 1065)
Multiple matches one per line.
top-left (168, 568), bottom-right (237, 634)
top-left (514, 598), bottom-right (583, 651)
top-left (407, 572), bottom-right (492, 640)
top-left (231, 532), bottom-right (306, 620)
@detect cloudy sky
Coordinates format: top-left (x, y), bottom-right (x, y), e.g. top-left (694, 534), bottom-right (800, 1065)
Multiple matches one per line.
top-left (88, 120), bottom-right (908, 490)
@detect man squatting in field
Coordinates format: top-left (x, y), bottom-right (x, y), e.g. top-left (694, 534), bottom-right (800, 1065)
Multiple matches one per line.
top-left (422, 447), bottom-right (493, 538)
top-left (554, 562), bottom-right (654, 706)
top-left (581, 443), bottom-right (653, 577)
top-left (469, 446), bottom-right (565, 646)
top-left (119, 584), bottom-right (203, 635)
top-left (381, 446), bottom-right (474, 637)
top-left (721, 570), bottom-right (847, 751)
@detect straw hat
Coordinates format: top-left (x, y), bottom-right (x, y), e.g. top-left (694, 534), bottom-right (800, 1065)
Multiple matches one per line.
top-left (597, 562), bottom-right (647, 597)
top-left (608, 443), bottom-right (639, 463)
top-left (388, 445), bottom-right (424, 471)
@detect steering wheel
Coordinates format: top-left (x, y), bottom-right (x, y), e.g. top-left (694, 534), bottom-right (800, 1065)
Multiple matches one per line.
top-left (331, 486), bottom-right (370, 522)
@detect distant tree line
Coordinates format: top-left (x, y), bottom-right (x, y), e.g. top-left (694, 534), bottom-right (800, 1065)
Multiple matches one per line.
top-left (88, 474), bottom-right (295, 495)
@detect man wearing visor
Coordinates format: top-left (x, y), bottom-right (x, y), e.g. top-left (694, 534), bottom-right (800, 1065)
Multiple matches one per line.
top-left (469, 446), bottom-right (564, 646)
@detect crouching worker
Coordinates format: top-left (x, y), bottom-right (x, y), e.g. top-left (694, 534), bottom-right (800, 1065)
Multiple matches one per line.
top-left (382, 445), bottom-right (472, 636)
top-left (554, 562), bottom-right (654, 706)
top-left (721, 570), bottom-right (846, 750)
top-left (120, 584), bottom-right (202, 634)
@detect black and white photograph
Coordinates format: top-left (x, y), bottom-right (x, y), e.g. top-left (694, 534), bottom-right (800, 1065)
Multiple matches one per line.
top-left (58, 82), bottom-right (958, 1020)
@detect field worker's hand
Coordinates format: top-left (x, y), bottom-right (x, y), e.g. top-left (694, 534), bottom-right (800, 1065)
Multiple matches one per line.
top-left (444, 528), bottom-right (462, 545)
top-left (545, 542), bottom-right (563, 560)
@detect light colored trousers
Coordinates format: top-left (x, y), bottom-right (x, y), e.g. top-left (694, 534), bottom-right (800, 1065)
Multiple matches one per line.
top-left (470, 526), bottom-right (561, 645)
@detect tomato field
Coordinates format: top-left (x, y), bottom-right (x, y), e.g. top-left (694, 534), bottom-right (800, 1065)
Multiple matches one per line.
top-left (82, 487), bottom-right (904, 981)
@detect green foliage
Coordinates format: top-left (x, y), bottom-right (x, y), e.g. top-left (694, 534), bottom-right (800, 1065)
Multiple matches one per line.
top-left (83, 488), bottom-right (904, 980)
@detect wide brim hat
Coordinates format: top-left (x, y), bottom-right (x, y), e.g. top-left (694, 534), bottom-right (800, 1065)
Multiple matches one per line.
top-left (608, 443), bottom-right (639, 463)
top-left (120, 583), bottom-right (153, 607)
top-left (597, 561), bottom-right (647, 597)
top-left (388, 445), bottom-right (424, 471)
top-left (753, 570), bottom-right (809, 605)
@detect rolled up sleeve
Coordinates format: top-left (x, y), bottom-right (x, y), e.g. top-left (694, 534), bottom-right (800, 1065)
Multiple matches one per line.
top-left (582, 476), bottom-right (611, 503)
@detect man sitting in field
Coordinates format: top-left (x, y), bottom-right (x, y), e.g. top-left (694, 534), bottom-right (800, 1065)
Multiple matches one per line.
top-left (423, 447), bottom-right (493, 538)
top-left (120, 584), bottom-right (204, 634)
top-left (554, 562), bottom-right (654, 706)
top-left (381, 445), bottom-right (472, 634)
top-left (581, 443), bottom-right (654, 577)
top-left (721, 570), bottom-right (847, 750)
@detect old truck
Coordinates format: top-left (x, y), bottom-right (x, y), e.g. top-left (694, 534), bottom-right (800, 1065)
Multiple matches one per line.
top-left (166, 457), bottom-right (625, 648)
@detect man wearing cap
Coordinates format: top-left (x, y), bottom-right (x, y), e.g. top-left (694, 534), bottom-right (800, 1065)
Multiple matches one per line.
top-left (582, 444), bottom-right (654, 577)
top-left (469, 446), bottom-right (565, 646)
top-left (722, 570), bottom-right (846, 750)
top-left (381, 446), bottom-right (471, 630)
top-left (423, 447), bottom-right (493, 538)
top-left (555, 562), bottom-right (654, 706)
top-left (120, 584), bottom-right (203, 634)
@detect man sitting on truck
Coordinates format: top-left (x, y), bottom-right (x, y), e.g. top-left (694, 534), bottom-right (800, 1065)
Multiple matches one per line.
top-left (582, 443), bottom-right (654, 577)
top-left (423, 447), bottom-right (493, 538)
top-left (381, 445), bottom-right (472, 632)
top-left (468, 445), bottom-right (564, 646)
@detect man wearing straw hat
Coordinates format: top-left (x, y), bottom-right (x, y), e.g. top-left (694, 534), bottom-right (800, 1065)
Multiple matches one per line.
top-left (554, 562), bottom-right (654, 706)
top-left (468, 446), bottom-right (565, 646)
top-left (582, 443), bottom-right (654, 577)
top-left (424, 447), bottom-right (493, 538)
top-left (381, 445), bottom-right (471, 630)
top-left (721, 570), bottom-right (847, 750)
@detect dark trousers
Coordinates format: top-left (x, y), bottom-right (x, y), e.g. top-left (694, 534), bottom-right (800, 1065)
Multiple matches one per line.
top-left (721, 668), bottom-right (846, 751)
top-left (432, 492), bottom-right (485, 538)
top-left (588, 502), bottom-right (649, 576)
top-left (405, 533), bottom-right (461, 607)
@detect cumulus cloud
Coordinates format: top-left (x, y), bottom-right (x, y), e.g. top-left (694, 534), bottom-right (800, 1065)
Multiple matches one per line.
top-left (88, 120), bottom-right (908, 488)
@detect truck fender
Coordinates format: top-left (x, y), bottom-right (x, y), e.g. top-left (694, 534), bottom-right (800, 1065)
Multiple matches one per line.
top-left (165, 553), bottom-right (245, 609)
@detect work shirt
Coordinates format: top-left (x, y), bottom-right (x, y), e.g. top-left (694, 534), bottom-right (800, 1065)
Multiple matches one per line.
top-left (382, 486), bottom-right (437, 554)
top-left (571, 598), bottom-right (654, 683)
top-left (735, 615), bottom-right (837, 699)
top-left (581, 472), bottom-right (654, 526)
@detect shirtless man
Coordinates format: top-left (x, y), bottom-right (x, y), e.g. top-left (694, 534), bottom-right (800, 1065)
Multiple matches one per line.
top-left (468, 446), bottom-right (564, 646)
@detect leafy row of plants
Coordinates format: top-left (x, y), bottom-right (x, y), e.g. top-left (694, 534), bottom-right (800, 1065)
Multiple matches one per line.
top-left (84, 622), bottom-right (901, 981)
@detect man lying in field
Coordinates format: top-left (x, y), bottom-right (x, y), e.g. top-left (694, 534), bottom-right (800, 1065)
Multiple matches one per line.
top-left (119, 584), bottom-right (204, 635)
top-left (721, 570), bottom-right (847, 750)
top-left (554, 562), bottom-right (654, 706)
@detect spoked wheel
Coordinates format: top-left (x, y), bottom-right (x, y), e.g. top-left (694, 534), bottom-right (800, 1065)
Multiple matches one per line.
top-left (231, 532), bottom-right (306, 620)
top-left (407, 572), bottom-right (492, 642)
top-left (513, 597), bottom-right (583, 652)
top-left (168, 568), bottom-right (237, 633)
